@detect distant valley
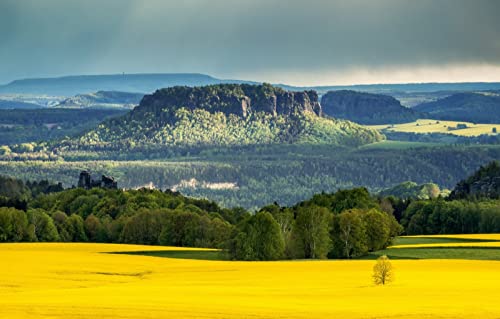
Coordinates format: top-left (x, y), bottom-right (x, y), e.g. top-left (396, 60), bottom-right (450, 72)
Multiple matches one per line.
top-left (0, 77), bottom-right (498, 209)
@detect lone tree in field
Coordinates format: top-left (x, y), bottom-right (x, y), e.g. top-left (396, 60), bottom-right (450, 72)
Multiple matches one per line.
top-left (373, 255), bottom-right (393, 285)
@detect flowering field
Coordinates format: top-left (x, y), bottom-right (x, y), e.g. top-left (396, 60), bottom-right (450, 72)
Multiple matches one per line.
top-left (1, 242), bottom-right (500, 319)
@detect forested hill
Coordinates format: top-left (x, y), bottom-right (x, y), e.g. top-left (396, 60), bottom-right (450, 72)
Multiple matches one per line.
top-left (450, 161), bottom-right (500, 200)
top-left (66, 84), bottom-right (383, 149)
top-left (413, 92), bottom-right (500, 123)
top-left (320, 90), bottom-right (420, 124)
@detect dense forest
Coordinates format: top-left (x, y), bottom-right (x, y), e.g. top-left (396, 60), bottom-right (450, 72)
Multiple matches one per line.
top-left (413, 92), bottom-right (500, 123)
top-left (0, 144), bottom-right (498, 209)
top-left (0, 108), bottom-right (126, 145)
top-left (0, 162), bottom-right (498, 260)
top-left (0, 178), bottom-right (402, 260)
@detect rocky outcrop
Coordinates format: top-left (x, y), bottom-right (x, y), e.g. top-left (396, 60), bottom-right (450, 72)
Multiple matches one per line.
top-left (321, 90), bottom-right (419, 124)
top-left (72, 83), bottom-right (384, 149)
top-left (78, 171), bottom-right (117, 190)
top-left (449, 161), bottom-right (500, 199)
top-left (134, 84), bottom-right (322, 120)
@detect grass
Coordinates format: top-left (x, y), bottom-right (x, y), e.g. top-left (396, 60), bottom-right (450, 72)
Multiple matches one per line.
top-left (365, 247), bottom-right (500, 260)
top-left (112, 249), bottom-right (226, 260)
top-left (358, 140), bottom-right (439, 150)
top-left (392, 236), bottom-right (499, 246)
top-left (367, 118), bottom-right (500, 136)
top-left (363, 234), bottom-right (500, 260)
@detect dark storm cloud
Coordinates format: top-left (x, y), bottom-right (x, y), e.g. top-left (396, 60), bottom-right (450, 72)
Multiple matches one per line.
top-left (1, 0), bottom-right (500, 85)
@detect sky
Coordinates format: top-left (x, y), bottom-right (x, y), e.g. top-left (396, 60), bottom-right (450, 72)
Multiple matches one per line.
top-left (1, 0), bottom-right (500, 86)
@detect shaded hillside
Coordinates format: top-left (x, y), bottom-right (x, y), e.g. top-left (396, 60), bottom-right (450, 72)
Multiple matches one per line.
top-left (0, 99), bottom-right (42, 109)
top-left (321, 90), bottom-right (420, 124)
top-left (449, 161), bottom-right (500, 200)
top-left (413, 92), bottom-right (500, 123)
top-left (56, 91), bottom-right (144, 109)
top-left (0, 108), bottom-right (127, 145)
top-left (66, 84), bottom-right (383, 149)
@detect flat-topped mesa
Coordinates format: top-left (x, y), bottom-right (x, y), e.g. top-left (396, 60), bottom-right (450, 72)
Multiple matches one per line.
top-left (134, 84), bottom-right (322, 119)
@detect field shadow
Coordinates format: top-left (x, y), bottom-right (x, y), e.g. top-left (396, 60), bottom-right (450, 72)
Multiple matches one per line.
top-left (109, 250), bottom-right (227, 261)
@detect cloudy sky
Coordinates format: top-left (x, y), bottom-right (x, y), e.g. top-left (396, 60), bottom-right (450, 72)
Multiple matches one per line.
top-left (1, 0), bottom-right (500, 85)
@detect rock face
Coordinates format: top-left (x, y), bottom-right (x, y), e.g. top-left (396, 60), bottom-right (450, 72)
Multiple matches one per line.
top-left (135, 83), bottom-right (322, 120)
top-left (78, 171), bottom-right (117, 190)
top-left (449, 161), bottom-right (500, 200)
top-left (72, 83), bottom-right (384, 148)
top-left (320, 90), bottom-right (419, 124)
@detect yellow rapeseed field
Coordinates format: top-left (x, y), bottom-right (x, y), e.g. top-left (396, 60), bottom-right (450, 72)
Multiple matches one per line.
top-left (1, 242), bottom-right (500, 319)
top-left (404, 234), bottom-right (500, 241)
top-left (392, 234), bottom-right (500, 248)
top-left (367, 119), bottom-right (500, 136)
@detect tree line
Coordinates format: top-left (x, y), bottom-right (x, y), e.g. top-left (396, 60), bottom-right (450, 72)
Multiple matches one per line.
top-left (0, 161), bottom-right (498, 259)
top-left (0, 180), bottom-right (404, 260)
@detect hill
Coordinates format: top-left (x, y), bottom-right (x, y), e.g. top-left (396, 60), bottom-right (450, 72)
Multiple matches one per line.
top-left (2, 72), bottom-right (500, 98)
top-left (320, 90), bottom-right (420, 124)
top-left (413, 92), bottom-right (500, 123)
top-left (0, 73), bottom-right (256, 96)
top-left (67, 84), bottom-right (383, 149)
top-left (378, 181), bottom-right (445, 199)
top-left (0, 99), bottom-right (43, 109)
top-left (55, 91), bottom-right (144, 109)
top-left (0, 108), bottom-right (127, 146)
top-left (449, 161), bottom-right (500, 200)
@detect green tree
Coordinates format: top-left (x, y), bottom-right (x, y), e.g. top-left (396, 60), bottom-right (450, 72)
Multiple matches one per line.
top-left (228, 211), bottom-right (285, 261)
top-left (84, 214), bottom-right (107, 242)
top-left (252, 211), bottom-right (285, 260)
top-left (27, 209), bottom-right (59, 242)
top-left (65, 214), bottom-right (88, 242)
top-left (292, 205), bottom-right (331, 259)
top-left (261, 204), bottom-right (295, 257)
top-left (159, 211), bottom-right (203, 247)
top-left (52, 211), bottom-right (72, 241)
top-left (120, 208), bottom-right (166, 245)
top-left (331, 209), bottom-right (367, 258)
top-left (0, 207), bottom-right (28, 242)
top-left (362, 209), bottom-right (391, 251)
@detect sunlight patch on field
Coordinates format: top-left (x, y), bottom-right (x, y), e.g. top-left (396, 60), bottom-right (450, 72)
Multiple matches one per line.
top-left (367, 119), bottom-right (499, 136)
top-left (1, 243), bottom-right (500, 318)
top-left (404, 234), bottom-right (500, 241)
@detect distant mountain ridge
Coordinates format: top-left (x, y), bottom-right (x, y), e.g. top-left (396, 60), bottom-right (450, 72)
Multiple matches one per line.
top-left (0, 99), bottom-right (43, 109)
top-left (413, 92), bottom-right (500, 123)
top-left (2, 73), bottom-right (500, 97)
top-left (320, 90), bottom-right (420, 124)
top-left (66, 84), bottom-right (383, 149)
top-left (0, 73), bottom-right (257, 96)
